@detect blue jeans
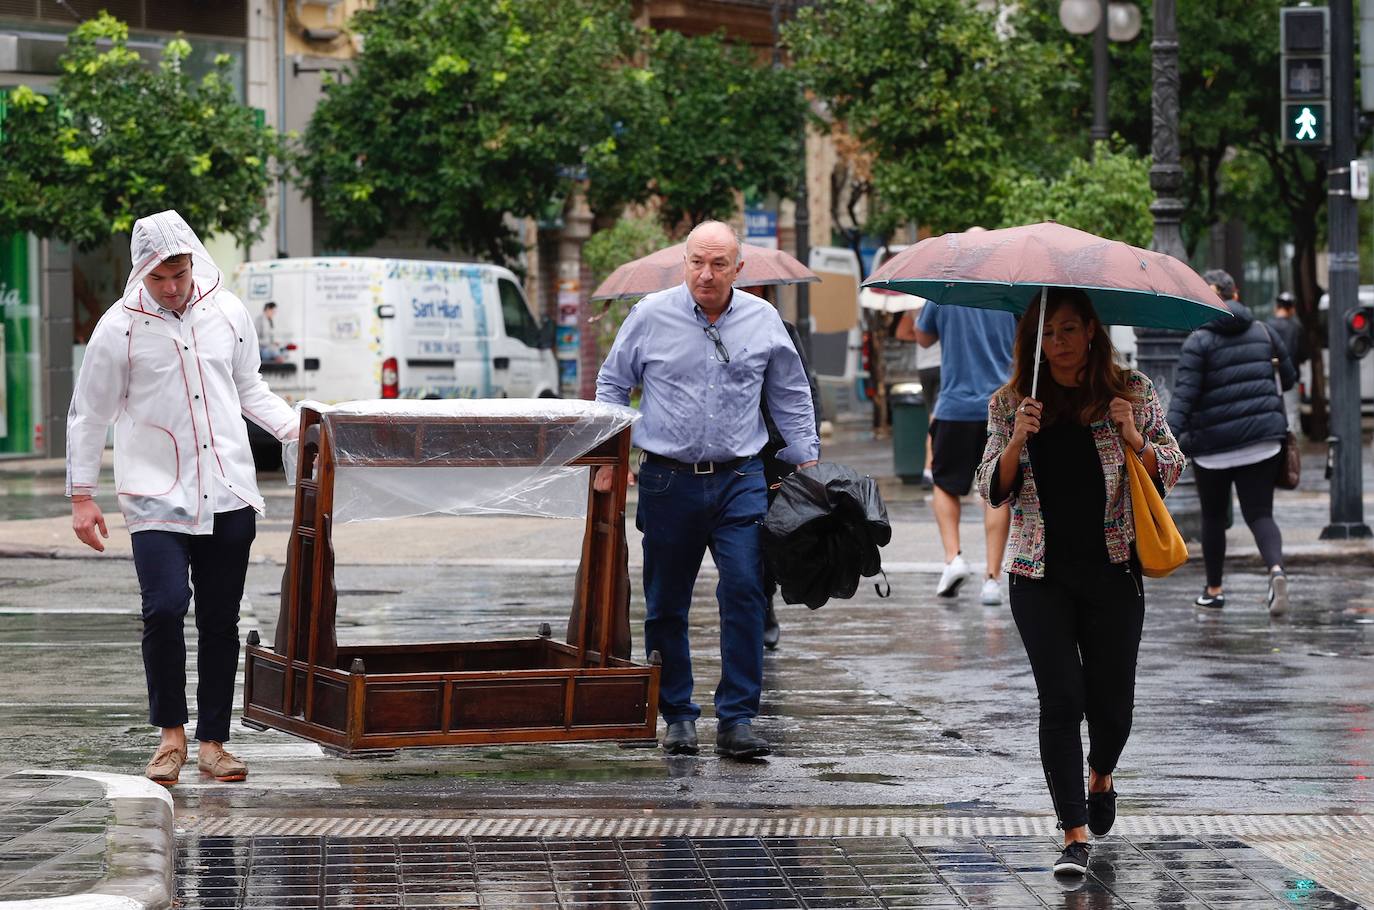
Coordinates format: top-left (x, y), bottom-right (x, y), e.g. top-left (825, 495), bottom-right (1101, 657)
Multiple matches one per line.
top-left (131, 507), bottom-right (256, 742)
top-left (636, 456), bottom-right (769, 731)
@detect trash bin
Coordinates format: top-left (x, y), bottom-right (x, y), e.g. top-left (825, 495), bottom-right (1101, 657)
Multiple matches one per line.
top-left (890, 382), bottom-right (927, 485)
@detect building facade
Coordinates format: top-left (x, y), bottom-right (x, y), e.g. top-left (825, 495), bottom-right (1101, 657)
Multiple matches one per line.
top-left (0, 0), bottom-right (831, 456)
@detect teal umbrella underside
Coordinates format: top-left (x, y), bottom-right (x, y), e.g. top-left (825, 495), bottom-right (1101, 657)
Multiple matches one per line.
top-left (867, 278), bottom-right (1228, 332)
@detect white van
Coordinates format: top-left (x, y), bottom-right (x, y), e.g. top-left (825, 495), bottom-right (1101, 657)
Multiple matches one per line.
top-left (807, 246), bottom-right (866, 421)
top-left (234, 257), bottom-right (559, 464)
top-left (1300, 286), bottom-right (1374, 433)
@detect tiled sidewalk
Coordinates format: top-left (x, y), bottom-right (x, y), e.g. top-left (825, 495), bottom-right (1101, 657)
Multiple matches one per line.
top-left (175, 833), bottom-right (1363, 909)
top-left (0, 773), bottom-right (111, 899)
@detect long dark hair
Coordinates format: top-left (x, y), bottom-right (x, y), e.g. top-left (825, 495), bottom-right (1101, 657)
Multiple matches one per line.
top-left (1000, 287), bottom-right (1137, 426)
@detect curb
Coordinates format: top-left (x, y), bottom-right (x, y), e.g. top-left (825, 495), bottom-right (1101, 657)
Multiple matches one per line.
top-left (0, 771), bottom-right (174, 910)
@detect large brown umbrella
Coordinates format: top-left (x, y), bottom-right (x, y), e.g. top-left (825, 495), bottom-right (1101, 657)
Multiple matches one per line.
top-left (863, 221), bottom-right (1230, 397)
top-left (591, 241), bottom-right (819, 301)
top-left (866, 222), bottom-right (1225, 329)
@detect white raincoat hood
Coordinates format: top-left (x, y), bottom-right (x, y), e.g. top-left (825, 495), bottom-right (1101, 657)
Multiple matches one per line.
top-left (67, 209), bottom-right (297, 535)
top-left (122, 210), bottom-right (223, 308)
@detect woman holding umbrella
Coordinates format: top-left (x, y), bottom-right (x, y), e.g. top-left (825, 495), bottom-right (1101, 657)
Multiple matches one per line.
top-left (975, 287), bottom-right (1185, 877)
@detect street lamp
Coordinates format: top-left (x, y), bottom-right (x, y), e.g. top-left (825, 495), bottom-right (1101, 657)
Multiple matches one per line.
top-left (1134, 0), bottom-right (1202, 537)
top-left (1059, 0), bottom-right (1141, 143)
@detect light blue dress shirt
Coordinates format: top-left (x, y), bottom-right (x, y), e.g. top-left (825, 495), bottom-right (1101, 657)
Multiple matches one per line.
top-left (596, 284), bottom-right (820, 465)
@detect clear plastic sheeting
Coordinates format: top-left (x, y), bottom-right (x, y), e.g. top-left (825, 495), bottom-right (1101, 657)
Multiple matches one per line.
top-left (283, 399), bottom-right (639, 522)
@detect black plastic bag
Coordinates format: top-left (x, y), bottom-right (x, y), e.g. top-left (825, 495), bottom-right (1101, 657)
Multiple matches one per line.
top-left (762, 463), bottom-right (891, 609)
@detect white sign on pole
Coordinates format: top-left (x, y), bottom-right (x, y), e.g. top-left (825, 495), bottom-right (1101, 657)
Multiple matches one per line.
top-left (1352, 159), bottom-right (1370, 200)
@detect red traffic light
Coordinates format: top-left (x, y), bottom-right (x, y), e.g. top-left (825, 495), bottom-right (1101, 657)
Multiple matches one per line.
top-left (1347, 306), bottom-right (1374, 359)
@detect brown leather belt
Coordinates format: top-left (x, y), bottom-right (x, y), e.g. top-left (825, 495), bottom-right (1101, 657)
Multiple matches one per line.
top-left (642, 452), bottom-right (753, 475)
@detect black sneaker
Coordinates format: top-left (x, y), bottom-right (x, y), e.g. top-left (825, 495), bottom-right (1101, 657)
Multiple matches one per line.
top-left (1053, 841), bottom-right (1091, 877)
top-left (1194, 590), bottom-right (1225, 610)
top-left (1087, 786), bottom-right (1117, 836)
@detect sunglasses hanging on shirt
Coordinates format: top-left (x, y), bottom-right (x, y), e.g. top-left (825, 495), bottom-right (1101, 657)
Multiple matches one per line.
top-left (702, 324), bottom-right (730, 363)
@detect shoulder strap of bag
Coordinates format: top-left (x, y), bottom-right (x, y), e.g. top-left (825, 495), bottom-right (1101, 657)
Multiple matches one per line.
top-left (1262, 323), bottom-right (1287, 420)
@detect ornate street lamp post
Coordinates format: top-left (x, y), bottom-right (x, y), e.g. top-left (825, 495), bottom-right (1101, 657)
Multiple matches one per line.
top-left (1135, 0), bottom-right (1202, 535)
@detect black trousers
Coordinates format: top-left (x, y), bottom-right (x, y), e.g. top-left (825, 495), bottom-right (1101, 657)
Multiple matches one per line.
top-left (131, 507), bottom-right (256, 743)
top-left (1008, 559), bottom-right (1145, 830)
top-left (1193, 454), bottom-right (1284, 588)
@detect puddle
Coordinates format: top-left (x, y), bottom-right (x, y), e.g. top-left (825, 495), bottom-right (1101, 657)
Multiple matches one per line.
top-left (815, 771), bottom-right (903, 785)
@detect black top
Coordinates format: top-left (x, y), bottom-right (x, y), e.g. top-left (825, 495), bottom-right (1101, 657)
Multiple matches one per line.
top-left (1166, 300), bottom-right (1296, 456)
top-left (1268, 314), bottom-right (1307, 366)
top-left (1028, 420), bottom-right (1109, 570)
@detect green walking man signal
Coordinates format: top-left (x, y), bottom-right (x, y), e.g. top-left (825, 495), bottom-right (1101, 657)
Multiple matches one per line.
top-left (1286, 103), bottom-right (1327, 144)
top-left (1280, 6), bottom-right (1330, 147)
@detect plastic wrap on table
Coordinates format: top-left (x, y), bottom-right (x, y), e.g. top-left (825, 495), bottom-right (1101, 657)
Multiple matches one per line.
top-left (762, 463), bottom-right (892, 609)
top-left (283, 398), bottom-right (639, 522)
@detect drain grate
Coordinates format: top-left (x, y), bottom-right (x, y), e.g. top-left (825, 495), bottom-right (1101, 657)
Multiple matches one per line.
top-left (185, 813), bottom-right (1374, 840)
top-left (175, 832), bottom-right (1363, 909)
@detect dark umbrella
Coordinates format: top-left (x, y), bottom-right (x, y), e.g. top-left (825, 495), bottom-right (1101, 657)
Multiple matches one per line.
top-left (762, 464), bottom-right (892, 609)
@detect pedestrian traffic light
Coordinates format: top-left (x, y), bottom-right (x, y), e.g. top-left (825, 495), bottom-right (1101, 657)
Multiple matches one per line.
top-left (1281, 6), bottom-right (1330, 146)
top-left (1347, 305), bottom-right (1374, 359)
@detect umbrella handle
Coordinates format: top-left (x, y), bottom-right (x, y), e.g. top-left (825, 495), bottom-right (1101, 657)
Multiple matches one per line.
top-left (1030, 285), bottom-right (1048, 401)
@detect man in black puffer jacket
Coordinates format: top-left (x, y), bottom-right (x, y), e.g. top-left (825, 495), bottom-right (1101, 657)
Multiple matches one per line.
top-left (1167, 270), bottom-right (1297, 616)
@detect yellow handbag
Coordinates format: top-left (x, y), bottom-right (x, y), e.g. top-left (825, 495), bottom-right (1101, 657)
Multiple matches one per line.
top-left (1125, 447), bottom-right (1188, 578)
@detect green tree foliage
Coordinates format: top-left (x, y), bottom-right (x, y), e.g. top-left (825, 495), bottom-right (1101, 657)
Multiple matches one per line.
top-left (1092, 0), bottom-right (1312, 258)
top-left (582, 215), bottom-right (670, 283)
top-left (997, 142), bottom-right (1154, 246)
top-left (784, 0), bottom-right (1066, 237)
top-left (301, 0), bottom-right (640, 265)
top-left (588, 31), bottom-right (805, 232)
top-left (1086, 0), bottom-right (1334, 429)
top-left (581, 214), bottom-right (669, 347)
top-left (0, 13), bottom-right (284, 249)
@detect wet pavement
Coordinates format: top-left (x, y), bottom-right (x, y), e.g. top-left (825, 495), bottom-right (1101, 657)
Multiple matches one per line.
top-left (0, 429), bottom-right (1370, 907)
top-left (175, 833), bottom-right (1360, 909)
top-left (0, 774), bottom-right (109, 899)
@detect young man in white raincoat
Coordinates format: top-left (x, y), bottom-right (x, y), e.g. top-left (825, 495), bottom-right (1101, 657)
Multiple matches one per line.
top-left (66, 211), bottom-right (298, 785)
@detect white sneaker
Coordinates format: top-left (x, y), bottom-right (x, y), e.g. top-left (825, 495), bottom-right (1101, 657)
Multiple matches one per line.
top-left (936, 554), bottom-right (972, 597)
top-left (1268, 569), bottom-right (1289, 617)
top-left (980, 577), bottom-right (1002, 605)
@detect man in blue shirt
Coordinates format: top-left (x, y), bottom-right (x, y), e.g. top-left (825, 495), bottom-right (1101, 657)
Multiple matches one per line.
top-left (595, 221), bottom-right (819, 759)
top-left (915, 297), bottom-right (1016, 604)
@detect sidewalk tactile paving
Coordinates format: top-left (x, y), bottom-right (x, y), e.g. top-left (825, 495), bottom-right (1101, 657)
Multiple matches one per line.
top-left (174, 834), bottom-right (1365, 909)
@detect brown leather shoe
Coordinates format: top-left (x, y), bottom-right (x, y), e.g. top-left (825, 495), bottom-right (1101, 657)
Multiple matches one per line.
top-left (197, 747), bottom-right (248, 782)
top-left (145, 745), bottom-right (187, 786)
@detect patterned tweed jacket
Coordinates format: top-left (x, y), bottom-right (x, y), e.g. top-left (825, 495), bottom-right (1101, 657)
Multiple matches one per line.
top-left (975, 370), bottom-right (1186, 580)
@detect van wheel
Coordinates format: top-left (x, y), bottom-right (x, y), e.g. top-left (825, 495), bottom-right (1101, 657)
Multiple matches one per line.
top-left (538, 390), bottom-right (561, 399)
top-left (423, 394), bottom-right (441, 400)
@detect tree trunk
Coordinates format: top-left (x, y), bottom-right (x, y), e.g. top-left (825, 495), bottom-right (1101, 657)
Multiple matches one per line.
top-left (868, 311), bottom-right (889, 439)
top-left (843, 230), bottom-right (889, 437)
top-left (1291, 223), bottom-right (1327, 439)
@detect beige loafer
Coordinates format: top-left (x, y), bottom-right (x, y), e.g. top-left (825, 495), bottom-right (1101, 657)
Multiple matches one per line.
top-left (197, 747), bottom-right (248, 782)
top-left (145, 745), bottom-right (187, 786)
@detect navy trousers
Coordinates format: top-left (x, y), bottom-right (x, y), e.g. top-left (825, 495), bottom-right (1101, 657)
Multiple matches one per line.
top-left (636, 457), bottom-right (769, 731)
top-left (130, 507), bottom-right (256, 742)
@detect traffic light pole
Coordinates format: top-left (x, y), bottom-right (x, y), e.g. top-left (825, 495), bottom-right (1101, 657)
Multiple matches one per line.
top-left (1321, 0), bottom-right (1371, 539)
